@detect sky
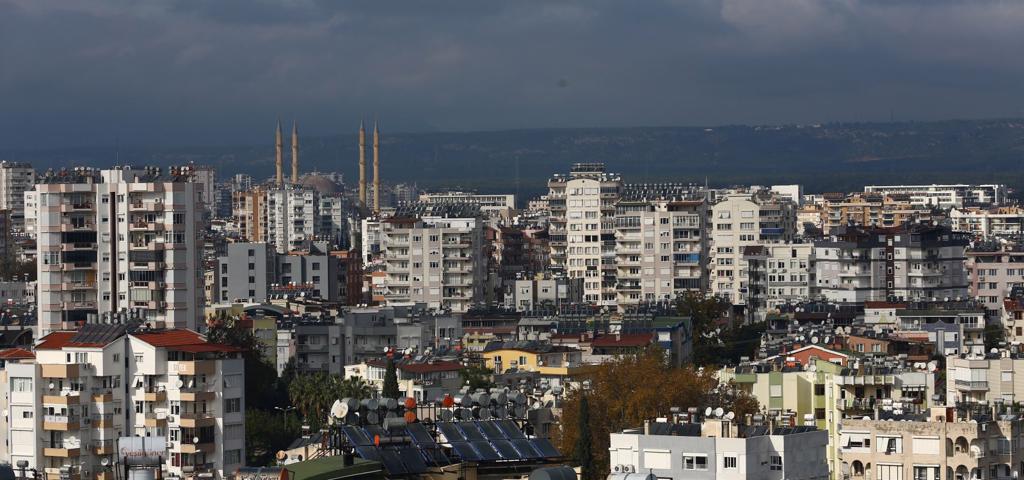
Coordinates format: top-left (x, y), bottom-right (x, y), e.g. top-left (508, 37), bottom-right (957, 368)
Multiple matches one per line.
top-left (1, 0), bottom-right (1023, 148)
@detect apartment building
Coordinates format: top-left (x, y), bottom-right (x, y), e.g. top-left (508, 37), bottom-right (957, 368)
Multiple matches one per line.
top-left (894, 300), bottom-right (987, 355)
top-left (608, 416), bottom-right (829, 480)
top-left (505, 277), bottom-right (583, 312)
top-left (179, 164), bottom-right (215, 215)
top-left (216, 242), bottom-right (341, 304)
top-left (318, 193), bottom-right (350, 249)
top-left (950, 206), bottom-right (1024, 239)
top-left (276, 320), bottom-right (344, 375)
top-left (814, 225), bottom-right (970, 305)
top-left (547, 163), bottom-right (622, 305)
top-left (264, 187), bottom-right (319, 254)
top-left (819, 192), bottom-right (917, 234)
top-left (743, 242), bottom-right (813, 319)
top-left (614, 186), bottom-right (708, 309)
top-left (0, 161), bottom-right (36, 231)
top-left (231, 187), bottom-right (265, 243)
top-left (839, 408), bottom-right (1024, 480)
top-left (0, 324), bottom-right (244, 480)
top-left (863, 184), bottom-right (1006, 208)
top-left (34, 167), bottom-right (205, 337)
top-left (946, 353), bottom-right (1024, 405)
top-left (966, 246), bottom-right (1024, 317)
top-left (710, 193), bottom-right (797, 305)
top-left (379, 204), bottom-right (485, 312)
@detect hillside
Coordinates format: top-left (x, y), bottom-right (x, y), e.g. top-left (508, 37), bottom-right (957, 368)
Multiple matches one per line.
top-left (6, 119), bottom-right (1024, 199)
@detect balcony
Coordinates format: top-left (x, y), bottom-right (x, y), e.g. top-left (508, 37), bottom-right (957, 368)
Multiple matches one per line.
top-left (61, 281), bottom-right (96, 290)
top-left (171, 360), bottom-right (216, 376)
top-left (955, 379), bottom-right (988, 391)
top-left (141, 389), bottom-right (167, 402)
top-left (179, 389), bottom-right (216, 402)
top-left (91, 390), bottom-right (113, 403)
top-left (43, 447), bottom-right (81, 458)
top-left (177, 442), bottom-right (217, 454)
top-left (59, 202), bottom-right (93, 213)
top-left (144, 413), bottom-right (167, 427)
top-left (41, 364), bottom-right (80, 379)
top-left (93, 440), bottom-right (115, 455)
top-left (92, 413), bottom-right (116, 429)
top-left (42, 393), bottom-right (81, 405)
top-left (60, 223), bottom-right (96, 232)
top-left (61, 243), bottom-right (96, 252)
top-left (61, 262), bottom-right (96, 272)
top-left (44, 469), bottom-right (80, 480)
top-left (96, 471), bottom-right (114, 480)
top-left (178, 412), bottom-right (217, 428)
top-left (43, 414), bottom-right (80, 431)
top-left (62, 301), bottom-right (97, 311)
top-left (130, 202), bottom-right (164, 212)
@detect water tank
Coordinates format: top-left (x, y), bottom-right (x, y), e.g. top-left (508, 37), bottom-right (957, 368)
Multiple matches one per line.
top-left (530, 466), bottom-right (578, 480)
top-left (606, 473), bottom-right (657, 480)
top-left (128, 469), bottom-right (156, 480)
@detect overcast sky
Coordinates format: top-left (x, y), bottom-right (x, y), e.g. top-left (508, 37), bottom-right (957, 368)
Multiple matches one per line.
top-left (2, 0), bottom-right (1023, 148)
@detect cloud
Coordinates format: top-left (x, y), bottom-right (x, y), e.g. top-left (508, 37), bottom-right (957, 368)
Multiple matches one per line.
top-left (0, 0), bottom-right (1023, 149)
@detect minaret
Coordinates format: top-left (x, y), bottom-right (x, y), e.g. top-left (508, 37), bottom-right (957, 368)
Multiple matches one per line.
top-left (358, 121), bottom-right (366, 208)
top-left (275, 120), bottom-right (284, 187)
top-left (291, 120), bottom-right (299, 184)
top-left (373, 120), bottom-right (380, 213)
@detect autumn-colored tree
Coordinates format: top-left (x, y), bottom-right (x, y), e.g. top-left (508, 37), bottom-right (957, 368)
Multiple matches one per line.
top-left (556, 347), bottom-right (759, 477)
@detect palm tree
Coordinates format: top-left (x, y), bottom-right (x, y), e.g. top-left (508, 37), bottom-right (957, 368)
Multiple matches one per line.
top-left (338, 376), bottom-right (373, 400)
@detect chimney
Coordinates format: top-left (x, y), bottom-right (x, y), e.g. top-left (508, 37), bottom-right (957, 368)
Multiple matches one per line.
top-left (373, 120), bottom-right (380, 213)
top-left (643, 419), bottom-right (651, 435)
top-left (291, 121), bottom-right (299, 184)
top-left (358, 121), bottom-right (366, 208)
top-left (275, 120), bottom-right (284, 187)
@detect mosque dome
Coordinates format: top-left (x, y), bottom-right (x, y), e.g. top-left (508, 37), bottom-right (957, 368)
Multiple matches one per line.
top-left (298, 174), bottom-right (340, 194)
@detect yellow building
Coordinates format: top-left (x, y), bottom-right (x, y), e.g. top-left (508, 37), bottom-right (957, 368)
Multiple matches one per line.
top-left (481, 341), bottom-right (585, 378)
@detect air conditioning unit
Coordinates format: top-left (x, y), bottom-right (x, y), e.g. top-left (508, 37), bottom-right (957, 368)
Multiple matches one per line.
top-left (167, 415), bottom-right (175, 423)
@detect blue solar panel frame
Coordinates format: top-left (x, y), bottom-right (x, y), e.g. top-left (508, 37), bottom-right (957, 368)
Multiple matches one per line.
top-left (342, 425), bottom-right (374, 446)
top-left (476, 421), bottom-right (506, 440)
top-left (378, 449), bottom-right (409, 475)
top-left (511, 439), bottom-right (542, 459)
top-left (458, 422), bottom-right (487, 442)
top-left (354, 445), bottom-right (383, 462)
top-left (470, 440), bottom-right (501, 461)
top-left (395, 446), bottom-right (430, 473)
top-left (406, 423), bottom-right (436, 445)
top-left (489, 439), bottom-right (520, 459)
top-left (530, 438), bottom-right (561, 457)
top-left (437, 422), bottom-right (467, 443)
top-left (496, 420), bottom-right (527, 440)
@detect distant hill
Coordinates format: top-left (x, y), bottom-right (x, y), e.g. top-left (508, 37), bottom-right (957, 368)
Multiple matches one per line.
top-left (6, 119), bottom-right (1024, 200)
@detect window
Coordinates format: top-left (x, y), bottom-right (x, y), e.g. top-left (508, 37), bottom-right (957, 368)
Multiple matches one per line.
top-left (814, 384), bottom-right (825, 396)
top-left (769, 455), bottom-right (782, 471)
top-left (11, 377), bottom-right (32, 392)
top-left (682, 454), bottom-right (707, 470)
top-left (723, 456), bottom-right (737, 469)
top-left (225, 423), bottom-right (245, 439)
top-left (224, 449), bottom-right (242, 465)
top-left (225, 398), bottom-right (241, 413)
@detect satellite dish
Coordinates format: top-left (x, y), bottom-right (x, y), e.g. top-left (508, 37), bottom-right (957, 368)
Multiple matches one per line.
top-left (725, 411), bottom-right (735, 421)
top-left (812, 336), bottom-right (819, 344)
top-left (176, 380), bottom-right (184, 388)
top-left (714, 407), bottom-right (725, 418)
top-left (330, 400), bottom-right (349, 419)
top-left (439, 409), bottom-right (454, 422)
top-left (101, 458), bottom-right (110, 466)
top-left (193, 437), bottom-right (200, 444)
top-left (705, 407), bottom-right (713, 417)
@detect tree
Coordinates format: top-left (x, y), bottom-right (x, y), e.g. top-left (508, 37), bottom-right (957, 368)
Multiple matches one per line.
top-left (338, 376), bottom-right (374, 400)
top-left (574, 395), bottom-right (594, 480)
top-left (556, 347), bottom-right (759, 476)
top-left (288, 373), bottom-right (374, 430)
top-left (459, 364), bottom-right (495, 391)
top-left (382, 357), bottom-right (401, 398)
top-left (246, 409), bottom-right (300, 466)
top-left (205, 312), bottom-right (287, 410)
top-left (985, 323), bottom-right (1005, 351)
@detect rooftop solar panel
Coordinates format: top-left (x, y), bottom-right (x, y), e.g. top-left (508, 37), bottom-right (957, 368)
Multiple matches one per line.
top-left (489, 439), bottom-right (520, 459)
top-left (418, 445), bottom-right (451, 466)
top-left (364, 424), bottom-right (387, 439)
top-left (342, 426), bottom-right (374, 446)
top-left (406, 423), bottom-right (436, 445)
top-left (458, 423), bottom-right (487, 442)
top-left (471, 440), bottom-right (501, 461)
top-left (477, 421), bottom-right (507, 440)
top-left (511, 439), bottom-right (542, 459)
top-left (450, 442), bottom-right (482, 462)
top-left (354, 445), bottom-right (382, 462)
top-left (496, 420), bottom-right (527, 440)
top-left (378, 449), bottom-right (408, 475)
top-left (437, 423), bottom-right (466, 443)
top-left (396, 446), bottom-right (430, 473)
top-left (530, 438), bottom-right (561, 457)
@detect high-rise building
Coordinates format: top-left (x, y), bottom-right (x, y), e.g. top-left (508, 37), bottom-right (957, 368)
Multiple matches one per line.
top-left (0, 161), bottom-right (36, 231)
top-left (264, 187), bottom-right (319, 254)
top-left (0, 324), bottom-right (245, 479)
top-left (232, 187), bottom-right (265, 243)
top-left (379, 203), bottom-right (485, 312)
top-left (34, 167), bottom-right (205, 337)
top-left (547, 163), bottom-right (622, 305)
top-left (180, 163), bottom-right (215, 215)
top-left (710, 192), bottom-right (797, 305)
top-left (614, 185), bottom-right (708, 308)
top-left (814, 224), bottom-right (970, 304)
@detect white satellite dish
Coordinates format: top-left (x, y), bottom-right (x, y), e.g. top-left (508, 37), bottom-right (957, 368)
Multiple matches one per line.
top-left (101, 458), bottom-right (110, 466)
top-left (714, 407), bottom-right (725, 418)
top-left (330, 400), bottom-right (349, 419)
top-left (704, 407), bottom-right (713, 417)
top-left (724, 411), bottom-right (735, 421)
top-left (811, 336), bottom-right (819, 344)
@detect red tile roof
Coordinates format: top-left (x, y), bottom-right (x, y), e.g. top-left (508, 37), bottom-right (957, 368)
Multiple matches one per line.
top-left (36, 331), bottom-right (108, 350)
top-left (591, 333), bottom-right (655, 348)
top-left (132, 330), bottom-right (240, 353)
top-left (0, 347), bottom-right (34, 360)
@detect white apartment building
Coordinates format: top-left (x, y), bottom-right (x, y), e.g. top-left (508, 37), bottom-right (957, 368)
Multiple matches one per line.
top-left (0, 325), bottom-right (244, 480)
top-left (23, 189), bottom-right (38, 237)
top-left (318, 193), bottom-right (349, 248)
top-left (547, 163), bottom-right (622, 305)
top-left (744, 242), bottom-right (813, 318)
top-left (966, 247), bottom-right (1024, 318)
top-left (710, 193), bottom-right (797, 305)
top-left (264, 186), bottom-right (319, 254)
top-left (0, 161), bottom-right (37, 231)
top-left (608, 417), bottom-right (829, 480)
top-left (418, 191), bottom-right (516, 219)
top-left (379, 204), bottom-right (485, 312)
top-left (180, 164), bottom-right (215, 215)
top-left (614, 191), bottom-right (708, 308)
top-left (814, 225), bottom-right (970, 305)
top-left (864, 184), bottom-right (1006, 208)
top-left (34, 167), bottom-right (205, 337)
top-left (950, 206), bottom-right (1024, 239)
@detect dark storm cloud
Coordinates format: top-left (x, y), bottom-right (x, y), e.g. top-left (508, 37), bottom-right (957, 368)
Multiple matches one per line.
top-left (1, 0), bottom-right (1023, 148)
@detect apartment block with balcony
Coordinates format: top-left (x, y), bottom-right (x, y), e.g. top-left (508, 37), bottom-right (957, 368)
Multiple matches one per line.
top-left (966, 246), bottom-right (1024, 318)
top-left (951, 206), bottom-right (1024, 240)
top-left (379, 203), bottom-right (485, 312)
top-left (0, 161), bottom-right (37, 232)
top-left (614, 186), bottom-right (708, 309)
top-left (0, 324), bottom-right (244, 480)
top-left (814, 224), bottom-right (970, 305)
top-left (946, 354), bottom-right (1024, 406)
top-left (264, 186), bottom-right (319, 254)
top-left (863, 184), bottom-right (1007, 208)
top-left (743, 242), bottom-right (814, 321)
top-left (547, 163), bottom-right (622, 306)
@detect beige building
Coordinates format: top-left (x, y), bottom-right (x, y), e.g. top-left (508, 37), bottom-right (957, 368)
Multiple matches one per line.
top-left (946, 354), bottom-right (1024, 405)
top-left (839, 408), bottom-right (1023, 480)
top-left (820, 192), bottom-right (917, 234)
top-left (966, 247), bottom-right (1024, 318)
top-left (950, 206), bottom-right (1024, 239)
top-left (614, 190), bottom-right (707, 308)
top-left (547, 163), bottom-right (622, 305)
